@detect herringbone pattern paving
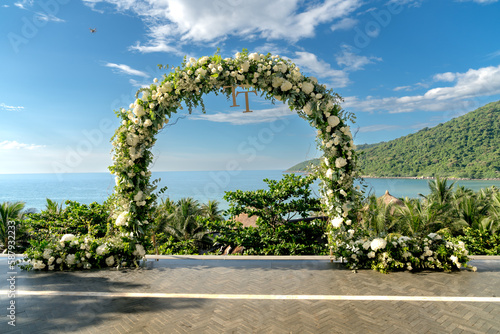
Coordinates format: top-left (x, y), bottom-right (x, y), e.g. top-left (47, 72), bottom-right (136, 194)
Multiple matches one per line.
top-left (1, 257), bottom-right (499, 333)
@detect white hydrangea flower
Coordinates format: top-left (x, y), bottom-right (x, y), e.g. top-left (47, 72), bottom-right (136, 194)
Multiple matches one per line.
top-left (106, 256), bottom-right (115, 267)
top-left (280, 80), bottom-right (292, 91)
top-left (32, 260), bottom-right (46, 270)
top-left (43, 248), bottom-right (53, 259)
top-left (133, 244), bottom-right (146, 257)
top-left (66, 254), bottom-right (76, 266)
top-left (370, 238), bottom-right (387, 252)
top-left (96, 244), bottom-right (107, 256)
top-left (301, 82), bottom-right (314, 94)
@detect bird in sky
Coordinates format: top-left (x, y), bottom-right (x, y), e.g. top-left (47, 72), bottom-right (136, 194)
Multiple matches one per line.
top-left (89, 28), bottom-right (96, 33)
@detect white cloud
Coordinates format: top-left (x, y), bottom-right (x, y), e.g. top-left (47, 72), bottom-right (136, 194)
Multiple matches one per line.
top-left (105, 63), bottom-right (150, 77)
top-left (358, 124), bottom-right (402, 133)
top-left (190, 105), bottom-right (294, 125)
top-left (0, 140), bottom-right (45, 150)
top-left (129, 78), bottom-right (150, 88)
top-left (35, 13), bottom-right (65, 23)
top-left (293, 51), bottom-right (349, 87)
top-left (456, 0), bottom-right (498, 3)
top-left (331, 17), bottom-right (358, 32)
top-left (0, 103), bottom-right (24, 111)
top-left (13, 0), bottom-right (65, 22)
top-left (393, 85), bottom-right (412, 92)
top-left (433, 72), bottom-right (456, 82)
top-left (83, 0), bottom-right (362, 53)
top-left (345, 65), bottom-right (500, 113)
top-left (486, 50), bottom-right (500, 59)
top-left (335, 48), bottom-right (382, 71)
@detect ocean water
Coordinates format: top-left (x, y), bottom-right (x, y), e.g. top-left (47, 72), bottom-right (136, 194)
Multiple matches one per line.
top-left (1, 171), bottom-right (500, 212)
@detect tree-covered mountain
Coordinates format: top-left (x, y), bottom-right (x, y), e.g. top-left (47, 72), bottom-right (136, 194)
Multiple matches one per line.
top-left (287, 100), bottom-right (500, 179)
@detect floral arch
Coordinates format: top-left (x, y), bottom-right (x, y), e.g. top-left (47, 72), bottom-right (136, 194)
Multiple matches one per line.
top-left (108, 50), bottom-right (360, 249)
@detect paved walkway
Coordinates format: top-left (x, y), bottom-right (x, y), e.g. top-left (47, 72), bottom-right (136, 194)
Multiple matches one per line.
top-left (1, 255), bottom-right (499, 333)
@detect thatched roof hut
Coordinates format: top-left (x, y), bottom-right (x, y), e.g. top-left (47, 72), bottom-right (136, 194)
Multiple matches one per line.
top-left (233, 213), bottom-right (258, 227)
top-left (378, 190), bottom-right (404, 207)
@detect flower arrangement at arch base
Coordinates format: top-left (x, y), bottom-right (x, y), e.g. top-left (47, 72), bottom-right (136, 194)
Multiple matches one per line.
top-left (19, 233), bottom-right (146, 271)
top-left (329, 223), bottom-right (475, 274)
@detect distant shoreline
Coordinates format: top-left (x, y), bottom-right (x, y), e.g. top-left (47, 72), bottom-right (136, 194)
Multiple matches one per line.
top-left (361, 176), bottom-right (500, 181)
top-left (285, 171), bottom-right (500, 181)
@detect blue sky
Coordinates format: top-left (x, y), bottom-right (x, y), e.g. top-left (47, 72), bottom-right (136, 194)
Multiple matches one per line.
top-left (1, 0), bottom-right (500, 174)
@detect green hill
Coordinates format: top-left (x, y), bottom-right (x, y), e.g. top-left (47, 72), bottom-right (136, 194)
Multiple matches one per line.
top-left (287, 100), bottom-right (500, 179)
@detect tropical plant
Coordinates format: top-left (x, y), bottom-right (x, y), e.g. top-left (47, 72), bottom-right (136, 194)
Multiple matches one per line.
top-left (45, 198), bottom-right (64, 214)
top-left (0, 201), bottom-right (26, 251)
top-left (162, 198), bottom-right (212, 249)
top-left (201, 199), bottom-right (223, 221)
top-left (224, 174), bottom-right (321, 229)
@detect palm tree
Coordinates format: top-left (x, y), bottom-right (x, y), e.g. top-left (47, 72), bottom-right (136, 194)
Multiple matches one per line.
top-left (150, 198), bottom-right (176, 255)
top-left (201, 199), bottom-right (223, 221)
top-left (45, 198), bottom-right (64, 214)
top-left (423, 177), bottom-right (456, 205)
top-left (165, 198), bottom-right (211, 247)
top-left (361, 195), bottom-right (398, 236)
top-left (482, 192), bottom-right (500, 234)
top-left (0, 201), bottom-right (26, 250)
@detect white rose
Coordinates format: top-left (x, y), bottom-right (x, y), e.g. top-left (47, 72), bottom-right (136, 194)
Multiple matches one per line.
top-left (335, 157), bottom-right (347, 168)
top-left (60, 234), bottom-right (76, 243)
top-left (133, 103), bottom-right (145, 117)
top-left (331, 216), bottom-right (343, 228)
top-left (272, 77), bottom-right (284, 88)
top-left (248, 53), bottom-right (260, 61)
top-left (126, 133), bottom-right (139, 147)
top-left (115, 211), bottom-right (129, 227)
top-left (301, 82), bottom-right (314, 94)
top-left (134, 191), bottom-right (143, 202)
top-left (368, 251), bottom-right (376, 258)
top-left (198, 56), bottom-right (210, 65)
top-left (241, 61), bottom-right (250, 72)
top-left (325, 168), bottom-right (333, 179)
top-left (327, 115), bottom-right (340, 128)
top-left (303, 103), bottom-right (313, 115)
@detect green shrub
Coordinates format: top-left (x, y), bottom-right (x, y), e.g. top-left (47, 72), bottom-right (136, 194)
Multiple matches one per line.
top-left (445, 227), bottom-right (500, 255)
